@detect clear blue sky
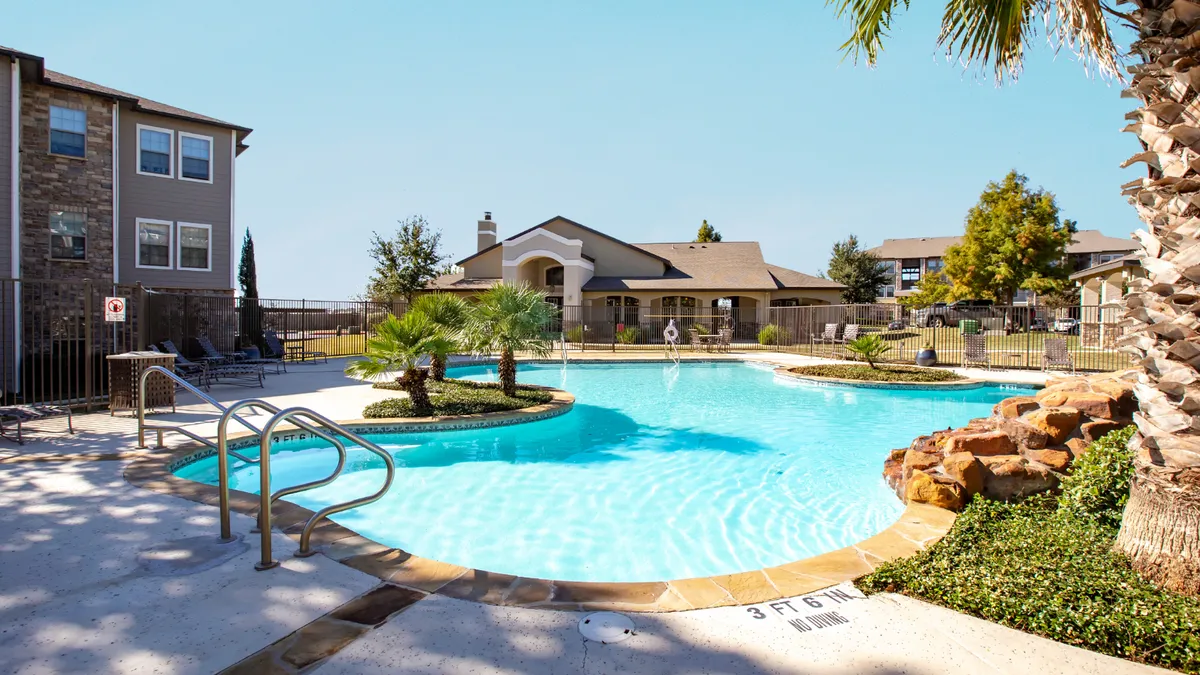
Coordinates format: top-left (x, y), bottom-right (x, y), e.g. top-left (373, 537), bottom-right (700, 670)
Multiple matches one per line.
top-left (7, 1), bottom-right (1138, 298)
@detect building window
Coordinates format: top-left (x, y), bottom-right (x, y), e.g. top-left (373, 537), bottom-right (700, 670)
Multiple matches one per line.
top-left (136, 219), bottom-right (172, 268)
top-left (545, 266), bottom-right (564, 286)
top-left (138, 125), bottom-right (174, 177)
top-left (49, 106), bottom-right (86, 157)
top-left (900, 259), bottom-right (921, 291)
top-left (177, 223), bottom-right (212, 271)
top-left (882, 285), bottom-right (895, 298)
top-left (880, 260), bottom-right (897, 278)
top-left (179, 133), bottom-right (213, 182)
top-left (770, 298), bottom-right (800, 307)
top-left (1098, 253), bottom-right (1123, 264)
top-left (661, 296), bottom-right (697, 309)
top-left (925, 258), bottom-right (944, 275)
top-left (49, 210), bottom-right (87, 260)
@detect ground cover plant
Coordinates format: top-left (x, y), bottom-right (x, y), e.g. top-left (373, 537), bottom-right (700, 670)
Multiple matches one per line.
top-left (787, 364), bottom-right (964, 383)
top-left (857, 428), bottom-right (1200, 673)
top-left (365, 377), bottom-right (552, 418)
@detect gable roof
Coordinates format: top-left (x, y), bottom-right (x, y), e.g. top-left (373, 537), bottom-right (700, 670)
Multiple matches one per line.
top-left (456, 216), bottom-right (671, 268)
top-left (582, 242), bottom-right (843, 292)
top-left (868, 230), bottom-right (1137, 260)
top-left (765, 264), bottom-right (844, 289)
top-left (1, 45), bottom-right (252, 140)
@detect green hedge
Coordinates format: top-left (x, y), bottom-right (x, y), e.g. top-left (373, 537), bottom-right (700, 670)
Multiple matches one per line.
top-left (858, 428), bottom-right (1200, 673)
top-left (787, 364), bottom-right (964, 382)
top-left (364, 378), bottom-right (553, 418)
top-left (757, 323), bottom-right (791, 346)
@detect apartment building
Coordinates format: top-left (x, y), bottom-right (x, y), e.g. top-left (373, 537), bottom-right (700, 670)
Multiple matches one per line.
top-left (2, 45), bottom-right (251, 293)
top-left (867, 230), bottom-right (1137, 303)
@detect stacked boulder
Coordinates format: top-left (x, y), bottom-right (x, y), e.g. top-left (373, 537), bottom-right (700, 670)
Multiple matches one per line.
top-left (883, 372), bottom-right (1138, 511)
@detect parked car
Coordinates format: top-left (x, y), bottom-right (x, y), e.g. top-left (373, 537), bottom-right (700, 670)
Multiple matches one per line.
top-left (1053, 317), bottom-right (1080, 335)
top-left (1029, 317), bottom-right (1049, 332)
top-left (912, 299), bottom-right (995, 328)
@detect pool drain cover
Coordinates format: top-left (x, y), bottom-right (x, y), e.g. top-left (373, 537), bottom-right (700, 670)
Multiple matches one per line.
top-left (579, 612), bottom-right (635, 643)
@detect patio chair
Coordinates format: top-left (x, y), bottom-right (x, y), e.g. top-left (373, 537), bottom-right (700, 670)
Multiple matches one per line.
top-left (838, 324), bottom-right (861, 344)
top-left (814, 323), bottom-right (838, 344)
top-left (964, 334), bottom-right (991, 370)
top-left (159, 341), bottom-right (264, 388)
top-left (264, 330), bottom-right (328, 364)
top-left (0, 397), bottom-right (74, 445)
top-left (1042, 338), bottom-right (1075, 373)
top-left (198, 334), bottom-right (285, 375)
top-left (149, 344), bottom-right (209, 389)
top-left (688, 328), bottom-right (702, 352)
top-left (717, 328), bottom-right (733, 353)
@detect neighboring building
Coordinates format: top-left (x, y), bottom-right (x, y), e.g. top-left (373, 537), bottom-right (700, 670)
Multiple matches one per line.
top-left (867, 230), bottom-right (1138, 303)
top-left (1068, 254), bottom-right (1144, 348)
top-left (428, 214), bottom-right (843, 314)
top-left (2, 45), bottom-right (252, 293)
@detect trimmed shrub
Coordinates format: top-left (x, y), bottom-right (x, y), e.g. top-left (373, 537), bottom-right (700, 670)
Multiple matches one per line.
top-left (1057, 425), bottom-right (1136, 529)
top-left (565, 325), bottom-right (585, 343)
top-left (364, 378), bottom-right (553, 418)
top-left (787, 364), bottom-right (964, 383)
top-left (616, 326), bottom-right (640, 344)
top-left (757, 323), bottom-right (792, 346)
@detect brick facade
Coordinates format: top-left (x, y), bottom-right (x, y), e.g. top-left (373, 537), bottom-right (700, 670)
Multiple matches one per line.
top-left (19, 82), bottom-right (115, 285)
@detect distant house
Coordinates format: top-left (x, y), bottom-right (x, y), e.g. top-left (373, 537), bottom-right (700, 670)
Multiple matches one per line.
top-left (867, 230), bottom-right (1137, 303)
top-left (427, 214), bottom-right (843, 317)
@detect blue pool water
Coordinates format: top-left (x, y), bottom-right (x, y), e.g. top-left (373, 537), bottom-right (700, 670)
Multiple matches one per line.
top-left (176, 362), bottom-right (1028, 582)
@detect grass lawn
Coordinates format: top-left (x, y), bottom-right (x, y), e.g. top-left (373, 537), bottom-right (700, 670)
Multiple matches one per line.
top-left (364, 378), bottom-right (554, 418)
top-left (292, 334), bottom-right (370, 357)
top-left (787, 364), bottom-right (965, 383)
top-left (857, 428), bottom-right (1200, 673)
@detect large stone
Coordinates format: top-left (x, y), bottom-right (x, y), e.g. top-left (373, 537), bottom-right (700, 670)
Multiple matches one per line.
top-left (883, 451), bottom-right (906, 495)
top-left (1081, 419), bottom-right (1127, 443)
top-left (903, 449), bottom-right (941, 474)
top-left (1035, 380), bottom-right (1091, 402)
top-left (1023, 407), bottom-right (1081, 445)
top-left (906, 470), bottom-right (964, 510)
top-left (1035, 391), bottom-right (1118, 420)
top-left (942, 430), bottom-right (1017, 457)
top-left (1088, 378), bottom-right (1138, 417)
top-left (998, 418), bottom-right (1050, 450)
top-left (994, 396), bottom-right (1040, 419)
top-left (1022, 447), bottom-right (1073, 472)
top-left (942, 451), bottom-right (984, 496)
top-left (978, 455), bottom-right (1060, 501)
top-left (1065, 437), bottom-right (1090, 458)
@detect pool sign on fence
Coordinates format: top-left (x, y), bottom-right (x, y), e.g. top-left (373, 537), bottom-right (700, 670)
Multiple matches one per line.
top-left (105, 297), bottom-right (127, 322)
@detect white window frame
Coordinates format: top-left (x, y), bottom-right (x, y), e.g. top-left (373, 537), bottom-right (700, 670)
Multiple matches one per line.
top-left (135, 218), bottom-right (174, 269)
top-left (178, 132), bottom-right (214, 184)
top-left (176, 222), bottom-right (213, 272)
top-left (136, 124), bottom-right (175, 179)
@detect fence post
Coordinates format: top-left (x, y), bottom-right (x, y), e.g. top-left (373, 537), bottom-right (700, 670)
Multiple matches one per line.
top-left (83, 280), bottom-right (94, 412)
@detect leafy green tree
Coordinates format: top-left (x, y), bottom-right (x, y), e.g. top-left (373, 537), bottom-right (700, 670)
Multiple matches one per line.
top-left (410, 292), bottom-right (469, 381)
top-left (366, 215), bottom-right (448, 303)
top-left (943, 171), bottom-right (1075, 305)
top-left (462, 283), bottom-right (555, 396)
top-left (826, 235), bottom-right (890, 304)
top-left (237, 229), bottom-right (264, 350)
top-left (695, 220), bottom-right (723, 243)
top-left (898, 275), bottom-right (952, 310)
top-left (344, 312), bottom-right (455, 415)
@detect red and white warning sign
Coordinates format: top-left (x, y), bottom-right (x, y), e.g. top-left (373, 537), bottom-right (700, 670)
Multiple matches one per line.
top-left (104, 297), bottom-right (127, 322)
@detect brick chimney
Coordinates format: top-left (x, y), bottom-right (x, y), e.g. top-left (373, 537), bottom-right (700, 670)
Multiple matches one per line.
top-left (477, 212), bottom-right (497, 251)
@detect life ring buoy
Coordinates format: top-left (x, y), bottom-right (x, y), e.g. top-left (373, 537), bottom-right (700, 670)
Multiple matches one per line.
top-left (663, 323), bottom-right (679, 343)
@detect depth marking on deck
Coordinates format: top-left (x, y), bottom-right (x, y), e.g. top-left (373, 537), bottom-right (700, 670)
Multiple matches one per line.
top-left (744, 586), bottom-right (858, 633)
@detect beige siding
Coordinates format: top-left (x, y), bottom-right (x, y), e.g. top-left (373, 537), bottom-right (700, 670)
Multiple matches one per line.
top-left (117, 109), bottom-right (233, 290)
top-left (462, 246), bottom-right (503, 278)
top-left (0, 58), bottom-right (11, 279)
top-left (540, 218), bottom-right (666, 277)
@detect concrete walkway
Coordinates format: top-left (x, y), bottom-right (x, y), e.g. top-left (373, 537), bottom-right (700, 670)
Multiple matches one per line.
top-left (0, 354), bottom-right (1163, 674)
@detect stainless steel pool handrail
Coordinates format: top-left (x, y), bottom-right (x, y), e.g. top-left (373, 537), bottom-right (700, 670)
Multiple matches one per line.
top-left (255, 406), bottom-right (396, 571)
top-left (560, 331), bottom-right (568, 365)
top-left (137, 366), bottom-right (266, 449)
top-left (215, 399), bottom-right (351, 542)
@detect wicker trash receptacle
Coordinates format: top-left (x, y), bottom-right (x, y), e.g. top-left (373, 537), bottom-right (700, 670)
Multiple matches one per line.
top-left (107, 352), bottom-right (177, 416)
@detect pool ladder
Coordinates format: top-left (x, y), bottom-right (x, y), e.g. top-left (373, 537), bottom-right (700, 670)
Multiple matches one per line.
top-left (136, 366), bottom-right (396, 570)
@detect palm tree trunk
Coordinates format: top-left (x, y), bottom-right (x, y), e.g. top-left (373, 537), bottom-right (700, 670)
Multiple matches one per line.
top-left (430, 354), bottom-right (447, 382)
top-left (1115, 1), bottom-right (1200, 595)
top-left (400, 367), bottom-right (432, 416)
top-left (498, 347), bottom-right (517, 396)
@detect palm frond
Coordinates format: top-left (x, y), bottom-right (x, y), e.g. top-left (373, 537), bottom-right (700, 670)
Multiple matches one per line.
top-left (827, 0), bottom-right (910, 66)
top-left (461, 282), bottom-right (555, 356)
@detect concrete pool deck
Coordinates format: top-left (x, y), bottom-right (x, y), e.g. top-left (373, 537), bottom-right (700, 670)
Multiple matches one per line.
top-left (0, 354), bottom-right (1165, 674)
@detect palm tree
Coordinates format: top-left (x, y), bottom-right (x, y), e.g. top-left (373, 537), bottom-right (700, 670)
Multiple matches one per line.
top-left (344, 312), bottom-right (455, 415)
top-left (829, 1), bottom-right (1199, 595)
top-left (462, 283), bottom-right (555, 396)
top-left (410, 292), bottom-right (469, 381)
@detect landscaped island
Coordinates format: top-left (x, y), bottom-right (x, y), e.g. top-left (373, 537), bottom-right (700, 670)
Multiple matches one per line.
top-left (786, 364), bottom-right (966, 383)
top-left (365, 378), bottom-right (553, 418)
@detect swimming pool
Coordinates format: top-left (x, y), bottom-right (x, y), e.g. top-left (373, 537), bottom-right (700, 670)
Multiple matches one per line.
top-left (176, 362), bottom-right (1027, 582)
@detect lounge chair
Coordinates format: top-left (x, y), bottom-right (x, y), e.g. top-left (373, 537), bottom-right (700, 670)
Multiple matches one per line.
top-left (148, 344), bottom-right (209, 388)
top-left (0, 398), bottom-right (74, 445)
top-left (159, 340), bottom-right (264, 388)
top-left (814, 323), bottom-right (838, 344)
top-left (264, 330), bottom-right (327, 364)
top-left (1042, 338), bottom-right (1075, 373)
top-left (964, 334), bottom-right (991, 370)
top-left (197, 334), bottom-right (285, 374)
